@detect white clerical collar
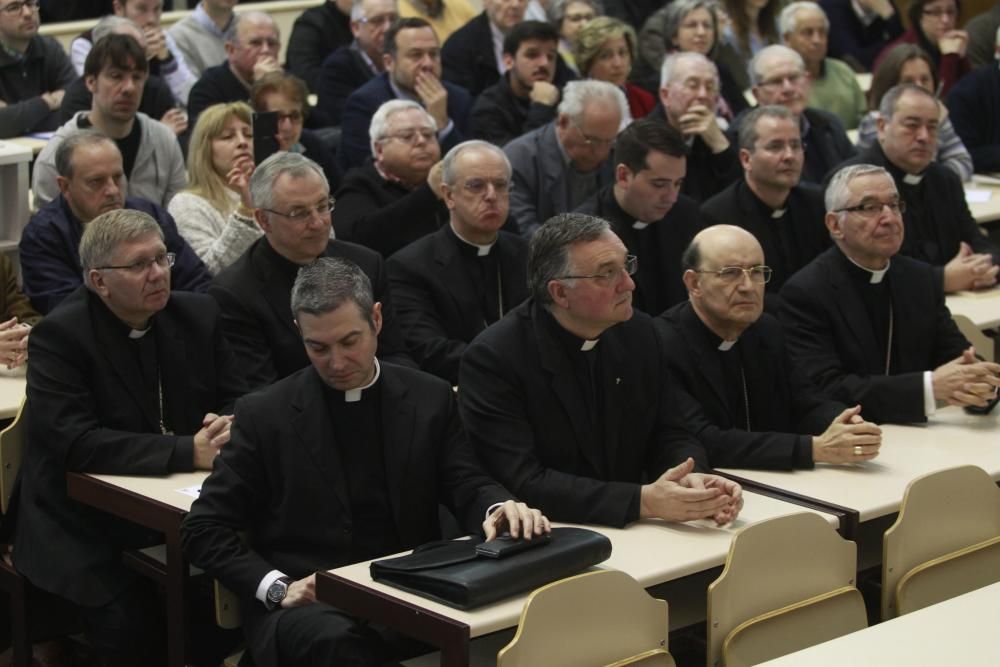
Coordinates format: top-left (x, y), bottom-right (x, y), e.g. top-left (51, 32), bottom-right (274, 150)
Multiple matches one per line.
top-left (717, 339), bottom-right (737, 351)
top-left (771, 208), bottom-right (787, 219)
top-left (580, 338), bottom-right (599, 351)
top-left (846, 254), bottom-right (891, 284)
top-left (451, 222), bottom-right (496, 256)
top-left (902, 173), bottom-right (924, 185)
top-left (632, 221), bottom-right (649, 230)
top-left (129, 326), bottom-right (151, 339)
top-left (344, 358), bottom-right (381, 403)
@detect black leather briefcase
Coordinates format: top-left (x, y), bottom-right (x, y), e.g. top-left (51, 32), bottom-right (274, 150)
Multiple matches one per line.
top-left (369, 527), bottom-right (612, 609)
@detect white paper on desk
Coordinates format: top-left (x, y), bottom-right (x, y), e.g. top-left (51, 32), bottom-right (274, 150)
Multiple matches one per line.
top-left (965, 189), bottom-right (992, 203)
top-left (175, 485), bottom-right (201, 498)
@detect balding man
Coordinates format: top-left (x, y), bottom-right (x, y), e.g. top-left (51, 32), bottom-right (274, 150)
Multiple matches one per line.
top-left (780, 164), bottom-right (1000, 424)
top-left (656, 225), bottom-right (881, 470)
top-left (748, 44), bottom-right (854, 183)
top-left (388, 140), bottom-right (528, 384)
top-left (187, 11), bottom-right (281, 126)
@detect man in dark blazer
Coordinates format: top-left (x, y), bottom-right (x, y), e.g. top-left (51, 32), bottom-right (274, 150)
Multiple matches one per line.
top-left (834, 83), bottom-right (999, 293)
top-left (14, 209), bottom-right (247, 664)
top-left (183, 257), bottom-right (548, 667)
top-left (780, 164), bottom-right (1000, 424)
top-left (211, 152), bottom-right (414, 391)
top-left (657, 225), bottom-right (881, 470)
top-left (388, 140), bottom-right (528, 384)
top-left (702, 105), bottom-right (829, 299)
top-left (285, 0), bottom-right (354, 92)
top-left (338, 17), bottom-right (472, 172)
top-left (575, 118), bottom-right (702, 315)
top-left (459, 213), bottom-right (743, 528)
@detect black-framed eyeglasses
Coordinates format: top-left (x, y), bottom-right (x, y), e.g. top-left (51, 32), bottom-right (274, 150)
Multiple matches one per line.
top-left (833, 199), bottom-right (906, 217)
top-left (97, 252), bottom-right (175, 275)
top-left (0, 0), bottom-right (38, 14)
top-left (260, 197), bottom-right (336, 222)
top-left (695, 265), bottom-right (772, 284)
top-left (558, 255), bottom-right (637, 286)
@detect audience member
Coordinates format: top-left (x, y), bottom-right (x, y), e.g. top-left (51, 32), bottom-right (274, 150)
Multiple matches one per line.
top-left (70, 0), bottom-right (196, 106)
top-left (168, 102), bottom-right (261, 275)
top-left (168, 0), bottom-right (237, 77)
top-left (0, 0), bottom-right (75, 138)
top-left (459, 213), bottom-right (743, 526)
top-left (858, 44), bottom-right (972, 182)
top-left (22, 132), bottom-right (210, 313)
top-left (471, 19), bottom-right (563, 146)
top-left (946, 31), bottom-right (1000, 174)
top-left (654, 52), bottom-right (739, 203)
top-left (399, 0), bottom-right (476, 43)
top-left (835, 83), bottom-right (998, 292)
top-left (701, 106), bottom-right (828, 297)
top-left (602, 0), bottom-right (658, 33)
top-left (748, 44), bottom-right (855, 184)
top-left (780, 163), bottom-right (1000, 423)
top-left (574, 16), bottom-right (652, 119)
top-left (15, 208), bottom-right (246, 665)
top-left (718, 0), bottom-right (781, 92)
top-left (33, 33), bottom-right (187, 211)
top-left (575, 118), bottom-right (700, 314)
top-left (820, 0), bottom-right (902, 71)
top-left (315, 0), bottom-right (398, 125)
top-left (504, 79), bottom-right (622, 235)
top-left (441, 0), bottom-right (532, 97)
top-left (211, 152), bottom-right (413, 390)
top-left (285, 0), bottom-right (354, 91)
top-left (387, 141), bottom-right (527, 383)
top-left (187, 11), bottom-right (281, 127)
top-left (964, 0), bottom-right (1000, 67)
top-left (875, 0), bottom-right (970, 97)
top-left (781, 1), bottom-right (866, 130)
top-left (0, 254), bottom-right (40, 371)
top-left (184, 256), bottom-right (547, 667)
top-left (657, 225), bottom-right (882, 469)
top-left (548, 0), bottom-right (598, 73)
top-left (338, 17), bottom-right (472, 172)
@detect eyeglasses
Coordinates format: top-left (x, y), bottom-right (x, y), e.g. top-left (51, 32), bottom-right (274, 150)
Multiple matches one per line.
top-left (679, 77), bottom-right (719, 94)
top-left (564, 11), bottom-right (595, 22)
top-left (275, 111), bottom-right (303, 124)
top-left (922, 7), bottom-right (957, 18)
top-left (758, 72), bottom-right (804, 89)
top-left (695, 265), bottom-right (773, 284)
top-left (574, 125), bottom-right (616, 149)
top-left (558, 255), bottom-right (638, 286)
top-left (261, 197), bottom-right (336, 222)
top-left (97, 252), bottom-right (175, 275)
top-left (358, 12), bottom-right (398, 26)
top-left (0, 0), bottom-right (38, 14)
top-left (461, 178), bottom-right (513, 196)
top-left (834, 199), bottom-right (906, 217)
top-left (382, 128), bottom-right (436, 145)
top-left (244, 37), bottom-right (280, 49)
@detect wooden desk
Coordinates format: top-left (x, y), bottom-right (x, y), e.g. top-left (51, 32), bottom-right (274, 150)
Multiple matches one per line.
top-left (967, 178), bottom-right (1000, 224)
top-left (947, 286), bottom-right (1000, 331)
top-left (65, 471), bottom-right (206, 667)
top-left (759, 581), bottom-right (1000, 665)
top-left (316, 493), bottom-right (840, 667)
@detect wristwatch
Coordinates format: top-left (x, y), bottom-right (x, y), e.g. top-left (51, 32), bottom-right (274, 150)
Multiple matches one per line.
top-left (264, 576), bottom-right (293, 611)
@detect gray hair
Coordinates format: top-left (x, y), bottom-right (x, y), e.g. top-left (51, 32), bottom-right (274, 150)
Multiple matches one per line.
top-left (528, 213), bottom-right (610, 305)
top-left (93, 15), bottom-right (143, 44)
top-left (779, 1), bottom-right (828, 37)
top-left (249, 152), bottom-right (328, 211)
top-left (368, 99), bottom-right (437, 156)
top-left (55, 130), bottom-right (118, 178)
top-left (878, 82), bottom-right (935, 120)
top-left (441, 140), bottom-right (512, 187)
top-left (660, 51), bottom-right (718, 88)
top-left (750, 44), bottom-right (805, 86)
top-left (557, 79), bottom-right (628, 125)
top-left (661, 0), bottom-right (720, 49)
top-left (824, 163), bottom-right (893, 212)
top-left (229, 11), bottom-right (280, 45)
top-left (351, 0), bottom-right (399, 22)
top-left (548, 0), bottom-right (603, 26)
top-left (291, 257), bottom-right (375, 326)
top-left (737, 104), bottom-right (796, 151)
top-left (79, 209), bottom-right (164, 285)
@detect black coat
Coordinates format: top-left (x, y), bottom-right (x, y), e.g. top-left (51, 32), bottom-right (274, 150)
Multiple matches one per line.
top-left (0, 35), bottom-right (77, 138)
top-left (315, 43), bottom-right (377, 126)
top-left (187, 63), bottom-right (247, 128)
top-left (471, 72), bottom-right (559, 147)
top-left (657, 302), bottom-right (844, 470)
top-left (285, 1), bottom-right (353, 93)
top-left (14, 288), bottom-right (247, 606)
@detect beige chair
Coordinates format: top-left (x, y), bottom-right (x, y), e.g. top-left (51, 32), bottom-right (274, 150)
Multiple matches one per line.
top-left (952, 314), bottom-right (995, 362)
top-left (497, 569), bottom-right (676, 667)
top-left (882, 465), bottom-right (1000, 620)
top-left (707, 512), bottom-right (867, 667)
top-left (0, 397), bottom-right (29, 666)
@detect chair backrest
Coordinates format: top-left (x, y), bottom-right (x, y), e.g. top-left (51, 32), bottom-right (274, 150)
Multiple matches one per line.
top-left (0, 397), bottom-right (27, 516)
top-left (497, 569), bottom-right (675, 667)
top-left (951, 315), bottom-right (994, 362)
top-left (214, 579), bottom-right (242, 630)
top-left (707, 512), bottom-right (866, 667)
top-left (882, 465), bottom-right (1000, 620)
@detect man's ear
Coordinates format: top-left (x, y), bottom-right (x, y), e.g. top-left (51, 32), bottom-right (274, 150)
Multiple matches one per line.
top-left (371, 301), bottom-right (383, 336)
top-left (255, 209), bottom-right (271, 233)
top-left (681, 269), bottom-right (701, 296)
top-left (547, 279), bottom-right (570, 308)
top-left (84, 75), bottom-right (97, 94)
top-left (738, 147), bottom-right (752, 171)
top-left (825, 211), bottom-right (843, 239)
top-left (502, 52), bottom-right (514, 72)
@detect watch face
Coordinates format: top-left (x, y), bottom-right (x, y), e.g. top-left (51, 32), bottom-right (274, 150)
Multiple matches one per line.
top-left (267, 581), bottom-right (286, 603)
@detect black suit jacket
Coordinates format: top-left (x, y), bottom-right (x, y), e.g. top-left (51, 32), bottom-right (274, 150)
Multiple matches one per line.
top-left (657, 302), bottom-right (844, 470)
top-left (210, 237), bottom-right (413, 390)
top-left (800, 108), bottom-right (856, 184)
top-left (779, 246), bottom-right (969, 424)
top-left (459, 300), bottom-right (708, 528)
top-left (315, 43), bottom-right (376, 125)
top-left (187, 63), bottom-right (248, 128)
top-left (649, 103), bottom-right (741, 203)
top-left (387, 225), bottom-right (529, 384)
top-left (471, 72), bottom-right (560, 147)
top-left (14, 288), bottom-right (247, 606)
top-left (182, 362), bottom-right (509, 663)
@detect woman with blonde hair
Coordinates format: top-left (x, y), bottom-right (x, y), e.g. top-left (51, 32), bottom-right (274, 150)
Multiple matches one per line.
top-left (168, 102), bottom-right (262, 275)
top-left (574, 16), bottom-right (653, 120)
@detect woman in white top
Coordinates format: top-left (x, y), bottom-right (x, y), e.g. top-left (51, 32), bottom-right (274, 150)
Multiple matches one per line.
top-left (168, 102), bottom-right (262, 275)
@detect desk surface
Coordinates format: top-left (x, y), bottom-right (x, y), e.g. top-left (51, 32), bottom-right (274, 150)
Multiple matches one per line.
top-left (718, 407), bottom-right (1000, 523)
top-left (967, 178), bottom-right (1000, 223)
top-left (321, 492), bottom-right (839, 640)
top-left (759, 581), bottom-right (1000, 666)
top-left (4, 137), bottom-right (47, 157)
top-left (79, 470), bottom-right (206, 513)
top-left (946, 285), bottom-right (1000, 329)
